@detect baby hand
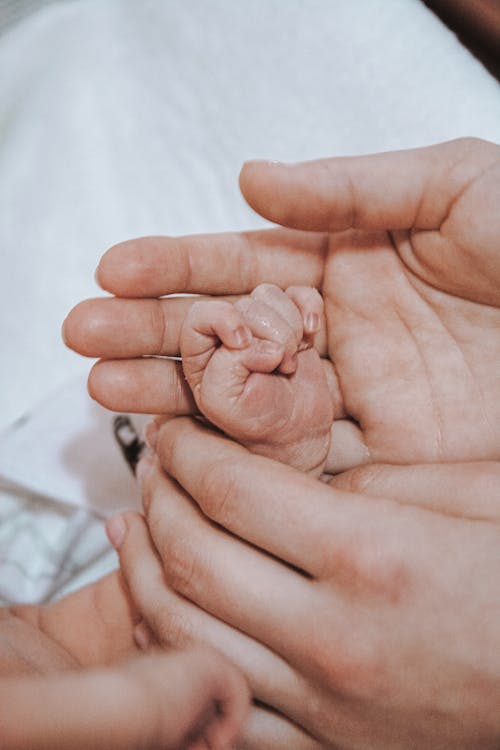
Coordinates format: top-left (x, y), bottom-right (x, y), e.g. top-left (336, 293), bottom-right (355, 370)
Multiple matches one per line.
top-left (180, 283), bottom-right (333, 474)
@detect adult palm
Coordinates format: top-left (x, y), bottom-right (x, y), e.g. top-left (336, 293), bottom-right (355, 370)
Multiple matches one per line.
top-left (65, 137), bottom-right (500, 466)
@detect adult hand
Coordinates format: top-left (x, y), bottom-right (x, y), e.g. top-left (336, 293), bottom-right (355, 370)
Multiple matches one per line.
top-left (64, 137), bottom-right (500, 469)
top-left (0, 644), bottom-right (249, 750)
top-left (110, 416), bottom-right (500, 750)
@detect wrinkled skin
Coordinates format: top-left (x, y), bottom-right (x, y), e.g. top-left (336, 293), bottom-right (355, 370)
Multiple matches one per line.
top-left (64, 137), bottom-right (500, 469)
top-left (180, 284), bottom-right (333, 473)
top-left (60, 137), bottom-right (500, 747)
top-left (114, 419), bottom-right (500, 750)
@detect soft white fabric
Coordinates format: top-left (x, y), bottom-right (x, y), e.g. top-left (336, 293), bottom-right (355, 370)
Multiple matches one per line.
top-left (0, 0), bottom-right (499, 601)
top-left (0, 376), bottom-right (143, 514)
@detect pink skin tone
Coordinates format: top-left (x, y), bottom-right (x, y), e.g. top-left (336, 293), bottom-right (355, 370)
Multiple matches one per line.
top-left (181, 283), bottom-right (334, 475)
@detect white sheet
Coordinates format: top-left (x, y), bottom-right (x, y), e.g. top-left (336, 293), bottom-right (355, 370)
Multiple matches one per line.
top-left (0, 0), bottom-right (499, 601)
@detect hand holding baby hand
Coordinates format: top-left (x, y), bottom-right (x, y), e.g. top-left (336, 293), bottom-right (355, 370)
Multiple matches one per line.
top-left (181, 283), bottom-right (336, 473)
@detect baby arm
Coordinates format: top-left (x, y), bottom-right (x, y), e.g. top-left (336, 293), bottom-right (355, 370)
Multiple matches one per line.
top-left (180, 283), bottom-right (334, 475)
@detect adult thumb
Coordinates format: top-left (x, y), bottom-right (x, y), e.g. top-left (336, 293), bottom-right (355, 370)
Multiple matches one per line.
top-left (239, 138), bottom-right (491, 234)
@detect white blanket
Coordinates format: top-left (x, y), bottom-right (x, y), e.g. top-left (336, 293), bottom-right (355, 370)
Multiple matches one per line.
top-left (0, 0), bottom-right (499, 602)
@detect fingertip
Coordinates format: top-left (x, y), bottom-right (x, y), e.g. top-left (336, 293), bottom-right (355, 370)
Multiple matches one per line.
top-left (94, 244), bottom-right (118, 293)
top-left (136, 454), bottom-right (156, 488)
top-left (279, 351), bottom-right (298, 375)
top-left (95, 239), bottom-right (162, 297)
top-left (230, 324), bottom-right (252, 349)
top-left (87, 359), bottom-right (116, 407)
top-left (304, 312), bottom-right (320, 334)
top-left (62, 299), bottom-right (101, 355)
top-left (285, 285), bottom-right (324, 338)
top-left (94, 259), bottom-right (105, 289)
top-left (106, 514), bottom-right (127, 550)
top-left (61, 316), bottom-right (70, 347)
top-left (239, 160), bottom-right (288, 218)
top-left (143, 420), bottom-right (159, 451)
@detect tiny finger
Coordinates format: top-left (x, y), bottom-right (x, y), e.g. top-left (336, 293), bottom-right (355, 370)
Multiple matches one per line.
top-left (285, 285), bottom-right (329, 355)
top-left (181, 300), bottom-right (252, 394)
top-left (235, 291), bottom-right (299, 374)
top-left (285, 286), bottom-right (324, 335)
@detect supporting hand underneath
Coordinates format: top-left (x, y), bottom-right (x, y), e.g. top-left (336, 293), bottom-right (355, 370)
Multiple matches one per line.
top-left (110, 417), bottom-right (500, 750)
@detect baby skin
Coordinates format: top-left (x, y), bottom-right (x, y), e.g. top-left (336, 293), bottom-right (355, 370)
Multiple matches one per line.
top-left (181, 283), bottom-right (335, 475)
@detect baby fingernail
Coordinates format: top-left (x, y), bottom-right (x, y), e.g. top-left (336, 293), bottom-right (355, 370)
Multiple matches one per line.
top-left (233, 325), bottom-right (252, 347)
top-left (106, 514), bottom-right (126, 550)
top-left (305, 312), bottom-right (320, 333)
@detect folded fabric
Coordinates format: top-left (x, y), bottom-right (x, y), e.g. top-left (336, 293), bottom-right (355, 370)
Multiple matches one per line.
top-left (0, 376), bottom-right (144, 603)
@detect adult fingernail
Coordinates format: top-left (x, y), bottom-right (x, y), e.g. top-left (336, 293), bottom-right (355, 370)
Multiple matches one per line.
top-left (136, 454), bottom-right (155, 487)
top-left (134, 622), bottom-right (151, 651)
top-left (106, 514), bottom-right (126, 550)
top-left (143, 420), bottom-right (158, 451)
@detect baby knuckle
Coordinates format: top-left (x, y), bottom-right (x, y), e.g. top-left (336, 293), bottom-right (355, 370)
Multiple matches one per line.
top-left (185, 299), bottom-right (215, 332)
top-left (185, 299), bottom-right (206, 323)
top-left (233, 296), bottom-right (252, 317)
top-left (251, 282), bottom-right (281, 299)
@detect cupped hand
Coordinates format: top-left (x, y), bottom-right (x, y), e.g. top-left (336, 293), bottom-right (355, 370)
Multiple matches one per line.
top-left (64, 137), bottom-right (500, 467)
top-left (112, 416), bottom-right (500, 750)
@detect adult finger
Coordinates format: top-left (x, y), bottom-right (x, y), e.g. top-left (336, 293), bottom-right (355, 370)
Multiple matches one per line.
top-left (0, 647), bottom-right (249, 750)
top-left (150, 416), bottom-right (383, 578)
top-left (96, 228), bottom-right (327, 298)
top-left (110, 511), bottom-right (313, 724)
top-left (63, 291), bottom-right (328, 360)
top-left (241, 706), bottom-right (324, 750)
top-left (134, 466), bottom-right (313, 655)
top-left (63, 296), bottom-right (196, 358)
top-left (330, 461), bottom-right (500, 522)
top-left (239, 138), bottom-right (494, 233)
top-left (88, 358), bottom-right (196, 415)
